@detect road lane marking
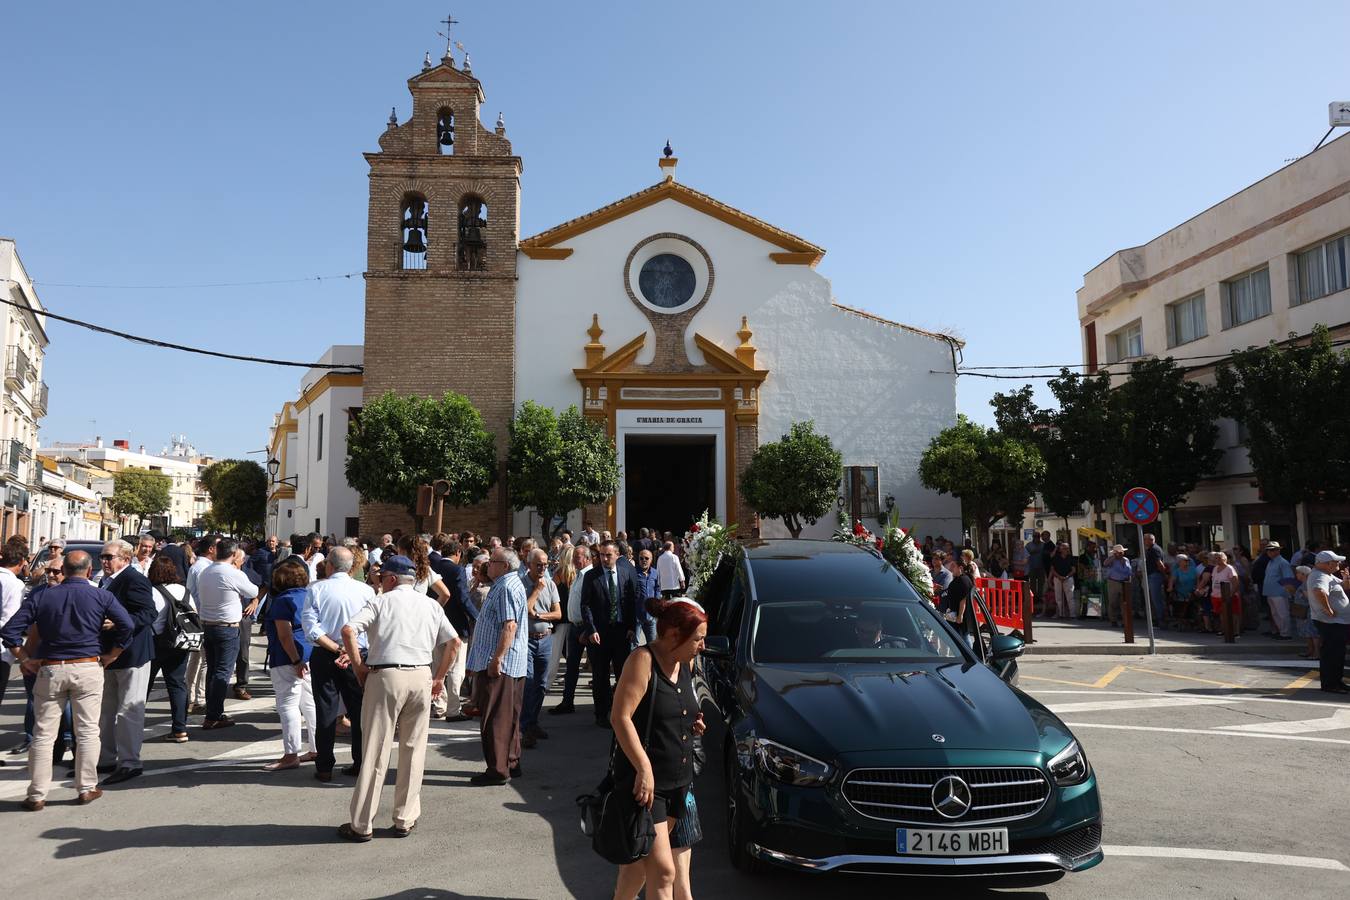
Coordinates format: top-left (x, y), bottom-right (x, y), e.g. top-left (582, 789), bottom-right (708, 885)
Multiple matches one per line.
top-left (1103, 845), bottom-right (1349, 871)
top-left (1021, 674), bottom-right (1102, 688)
top-left (1217, 707), bottom-right (1350, 735)
top-left (1064, 721), bottom-right (1350, 746)
top-left (1091, 665), bottom-right (1127, 688)
top-left (1281, 670), bottom-right (1319, 691)
top-left (1123, 667), bottom-right (1240, 688)
top-left (1030, 689), bottom-right (1349, 709)
top-left (1045, 697), bottom-right (1231, 714)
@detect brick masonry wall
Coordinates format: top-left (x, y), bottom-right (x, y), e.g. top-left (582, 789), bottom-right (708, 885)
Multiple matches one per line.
top-left (360, 66), bottom-right (522, 539)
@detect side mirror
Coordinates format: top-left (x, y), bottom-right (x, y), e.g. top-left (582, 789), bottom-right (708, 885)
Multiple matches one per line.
top-left (991, 634), bottom-right (1025, 661)
top-left (703, 635), bottom-right (732, 659)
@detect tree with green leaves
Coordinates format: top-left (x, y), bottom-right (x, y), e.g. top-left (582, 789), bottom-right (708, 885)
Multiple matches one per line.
top-left (507, 401), bottom-right (620, 541)
top-left (1216, 325), bottom-right (1350, 504)
top-left (995, 359), bottom-right (1220, 520)
top-left (109, 467), bottom-right (171, 523)
top-left (919, 415), bottom-right (1045, 549)
top-left (741, 420), bottom-right (844, 539)
top-left (200, 459), bottom-right (267, 535)
top-left (345, 391), bottom-right (497, 511)
top-left (1114, 357), bottom-right (1221, 509)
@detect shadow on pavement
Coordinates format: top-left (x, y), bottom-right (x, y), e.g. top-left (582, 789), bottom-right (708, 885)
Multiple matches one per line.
top-left (40, 823), bottom-right (339, 857)
top-left (368, 891), bottom-right (532, 900)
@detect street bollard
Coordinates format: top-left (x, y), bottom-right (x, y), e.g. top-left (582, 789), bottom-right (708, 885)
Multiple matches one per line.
top-left (1122, 581), bottom-right (1135, 644)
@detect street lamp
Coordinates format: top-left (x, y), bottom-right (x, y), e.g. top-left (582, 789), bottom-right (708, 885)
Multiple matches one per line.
top-left (266, 457), bottom-right (298, 490)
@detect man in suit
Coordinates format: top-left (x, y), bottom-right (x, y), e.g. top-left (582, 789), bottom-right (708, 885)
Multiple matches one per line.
top-left (579, 540), bottom-right (639, 727)
top-left (96, 539), bottom-right (157, 785)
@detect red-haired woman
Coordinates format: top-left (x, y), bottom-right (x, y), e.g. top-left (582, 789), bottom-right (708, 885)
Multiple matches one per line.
top-left (610, 597), bottom-right (708, 900)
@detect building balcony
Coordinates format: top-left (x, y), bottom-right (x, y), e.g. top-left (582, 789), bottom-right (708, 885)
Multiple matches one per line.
top-left (34, 381), bottom-right (48, 417)
top-left (2, 440), bottom-right (23, 478)
top-left (4, 346), bottom-right (29, 389)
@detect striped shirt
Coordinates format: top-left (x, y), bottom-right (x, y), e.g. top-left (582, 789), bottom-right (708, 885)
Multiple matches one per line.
top-left (466, 570), bottom-right (529, 677)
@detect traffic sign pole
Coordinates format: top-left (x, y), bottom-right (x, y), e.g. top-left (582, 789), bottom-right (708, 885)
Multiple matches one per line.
top-left (1122, 487), bottom-right (1161, 655)
top-left (1137, 523), bottom-right (1156, 654)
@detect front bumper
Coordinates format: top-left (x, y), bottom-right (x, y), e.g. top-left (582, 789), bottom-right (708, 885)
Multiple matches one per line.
top-left (738, 748), bottom-right (1103, 878)
top-left (751, 821), bottom-right (1103, 876)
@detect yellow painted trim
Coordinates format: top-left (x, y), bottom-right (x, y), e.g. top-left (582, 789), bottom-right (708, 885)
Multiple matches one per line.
top-left (574, 334), bottom-right (647, 376)
top-left (692, 333), bottom-right (766, 376)
top-left (293, 372), bottom-right (363, 413)
top-left (520, 247), bottom-right (574, 260)
top-left (520, 180), bottom-right (825, 259)
top-left (769, 251), bottom-right (820, 266)
top-left (269, 487), bottom-right (296, 501)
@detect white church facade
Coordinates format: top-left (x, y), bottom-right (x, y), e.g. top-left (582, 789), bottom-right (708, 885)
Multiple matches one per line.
top-left (345, 39), bottom-right (962, 542)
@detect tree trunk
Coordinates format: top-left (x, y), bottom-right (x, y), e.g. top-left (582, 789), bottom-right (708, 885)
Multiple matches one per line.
top-left (786, 514), bottom-right (802, 539)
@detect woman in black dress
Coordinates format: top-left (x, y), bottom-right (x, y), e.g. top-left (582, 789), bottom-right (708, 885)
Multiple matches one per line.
top-left (610, 597), bottom-right (708, 900)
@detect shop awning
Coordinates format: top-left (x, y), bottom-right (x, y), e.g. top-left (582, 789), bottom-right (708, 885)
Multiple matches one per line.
top-left (1077, 526), bottom-right (1111, 540)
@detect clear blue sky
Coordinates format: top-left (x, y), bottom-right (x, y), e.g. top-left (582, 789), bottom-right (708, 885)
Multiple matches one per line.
top-left (4, 1), bottom-right (1348, 460)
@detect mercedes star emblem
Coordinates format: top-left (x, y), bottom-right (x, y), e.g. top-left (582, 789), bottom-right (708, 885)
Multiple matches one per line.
top-left (931, 775), bottom-right (972, 819)
top-left (931, 733), bottom-right (945, 743)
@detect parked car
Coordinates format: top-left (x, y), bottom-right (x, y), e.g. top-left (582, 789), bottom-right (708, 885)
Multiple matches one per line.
top-left (697, 540), bottom-right (1103, 886)
top-left (24, 540), bottom-right (105, 594)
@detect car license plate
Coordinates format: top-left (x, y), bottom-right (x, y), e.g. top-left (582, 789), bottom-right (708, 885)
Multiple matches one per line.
top-left (897, 827), bottom-right (1008, 856)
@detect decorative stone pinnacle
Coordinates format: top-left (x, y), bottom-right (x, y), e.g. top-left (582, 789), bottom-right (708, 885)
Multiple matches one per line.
top-left (388, 107), bottom-right (398, 128)
top-left (585, 314), bottom-right (607, 367)
top-left (423, 51), bottom-right (433, 70)
top-left (495, 111), bottom-right (505, 134)
top-left (735, 316), bottom-right (757, 368)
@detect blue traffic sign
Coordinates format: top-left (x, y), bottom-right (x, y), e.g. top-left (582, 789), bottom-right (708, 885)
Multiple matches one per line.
top-left (1122, 487), bottom-right (1159, 525)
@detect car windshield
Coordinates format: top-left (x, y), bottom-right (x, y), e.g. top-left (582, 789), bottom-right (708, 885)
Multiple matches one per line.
top-left (751, 597), bottom-right (968, 663)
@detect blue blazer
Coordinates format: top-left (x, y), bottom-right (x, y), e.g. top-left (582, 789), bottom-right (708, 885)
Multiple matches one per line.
top-left (102, 566), bottom-right (157, 669)
top-left (580, 563), bottom-right (639, 636)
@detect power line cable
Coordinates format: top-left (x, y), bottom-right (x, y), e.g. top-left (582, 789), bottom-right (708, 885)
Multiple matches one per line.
top-left (33, 272), bottom-right (362, 289)
top-left (0, 292), bottom-right (362, 371)
top-left (953, 337), bottom-right (1350, 374)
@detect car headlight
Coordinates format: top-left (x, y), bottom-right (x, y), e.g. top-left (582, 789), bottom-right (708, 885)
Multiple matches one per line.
top-left (753, 738), bottom-right (834, 786)
top-left (1048, 739), bottom-right (1090, 786)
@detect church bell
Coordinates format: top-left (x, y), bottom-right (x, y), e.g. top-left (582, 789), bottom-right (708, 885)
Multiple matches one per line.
top-left (403, 227), bottom-right (427, 254)
top-left (438, 120), bottom-right (455, 147)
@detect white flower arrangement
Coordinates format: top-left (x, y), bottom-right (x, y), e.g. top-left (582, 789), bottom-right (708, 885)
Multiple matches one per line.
top-left (832, 508), bottom-right (934, 600)
top-left (683, 510), bottom-right (740, 597)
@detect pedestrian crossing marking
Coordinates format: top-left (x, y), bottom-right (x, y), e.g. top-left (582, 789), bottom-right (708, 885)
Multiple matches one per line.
top-left (1046, 697), bottom-right (1233, 714)
top-left (1280, 670), bottom-right (1318, 691)
top-left (1091, 665), bottom-right (1127, 689)
top-left (1124, 666), bottom-right (1240, 689)
top-left (1216, 707), bottom-right (1350, 735)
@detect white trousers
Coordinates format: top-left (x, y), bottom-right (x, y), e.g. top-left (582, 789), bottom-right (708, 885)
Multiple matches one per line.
top-left (99, 661), bottom-right (151, 768)
top-left (545, 622), bottom-right (573, 688)
top-left (429, 647), bottom-right (467, 717)
top-left (1266, 595), bottom-right (1292, 638)
top-left (269, 665), bottom-right (317, 755)
top-left (1053, 576), bottom-right (1075, 618)
top-left (186, 650), bottom-right (206, 704)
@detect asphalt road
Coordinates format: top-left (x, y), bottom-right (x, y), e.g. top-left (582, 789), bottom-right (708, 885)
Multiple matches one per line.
top-left (1, 645), bottom-right (1347, 899)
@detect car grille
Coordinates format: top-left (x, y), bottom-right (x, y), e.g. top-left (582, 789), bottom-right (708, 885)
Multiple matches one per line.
top-left (842, 767), bottom-right (1050, 826)
top-left (1019, 823), bottom-right (1102, 861)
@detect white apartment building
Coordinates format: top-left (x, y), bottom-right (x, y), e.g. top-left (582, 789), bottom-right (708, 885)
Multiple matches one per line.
top-left (0, 238), bottom-right (49, 542)
top-left (30, 456), bottom-right (103, 542)
top-left (1077, 131), bottom-right (1350, 551)
top-left (39, 437), bottom-right (212, 534)
top-left (265, 345), bottom-right (362, 540)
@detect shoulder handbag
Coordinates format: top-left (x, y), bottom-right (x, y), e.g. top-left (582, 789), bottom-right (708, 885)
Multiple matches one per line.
top-left (155, 585), bottom-right (203, 652)
top-left (582, 658), bottom-right (658, 864)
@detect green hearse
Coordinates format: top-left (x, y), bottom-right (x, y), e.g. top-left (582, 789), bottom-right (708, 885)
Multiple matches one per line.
top-left (697, 540), bottom-right (1103, 886)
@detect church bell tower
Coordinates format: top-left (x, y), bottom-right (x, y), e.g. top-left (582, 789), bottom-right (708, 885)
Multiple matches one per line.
top-left (361, 34), bottom-right (522, 537)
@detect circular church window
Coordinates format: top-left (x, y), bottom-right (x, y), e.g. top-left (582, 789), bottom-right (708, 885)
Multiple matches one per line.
top-left (638, 253), bottom-right (697, 310)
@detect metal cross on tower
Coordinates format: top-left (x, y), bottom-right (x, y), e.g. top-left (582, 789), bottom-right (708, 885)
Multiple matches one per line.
top-left (438, 13), bottom-right (460, 60)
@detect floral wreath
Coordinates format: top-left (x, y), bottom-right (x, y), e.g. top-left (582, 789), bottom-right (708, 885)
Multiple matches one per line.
top-left (831, 508), bottom-right (934, 601)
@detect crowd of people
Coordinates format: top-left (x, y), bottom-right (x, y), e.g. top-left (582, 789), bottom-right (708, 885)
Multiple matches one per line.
top-left (916, 530), bottom-right (1350, 694)
top-left (0, 522), bottom-right (706, 900)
